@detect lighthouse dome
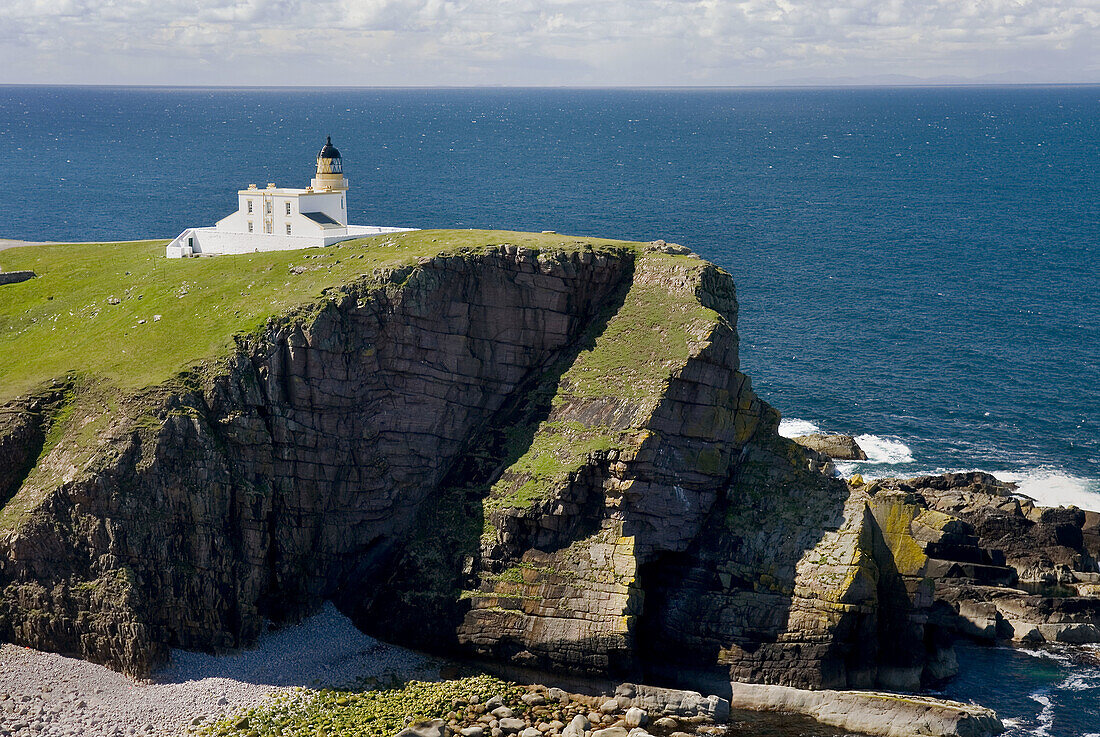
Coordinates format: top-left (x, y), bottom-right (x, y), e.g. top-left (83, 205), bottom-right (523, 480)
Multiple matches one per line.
top-left (318, 136), bottom-right (341, 160)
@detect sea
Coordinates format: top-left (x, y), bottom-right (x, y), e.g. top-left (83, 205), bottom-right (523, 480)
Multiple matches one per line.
top-left (0, 85), bottom-right (1097, 735)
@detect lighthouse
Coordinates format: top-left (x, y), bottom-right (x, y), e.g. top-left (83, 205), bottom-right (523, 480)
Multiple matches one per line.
top-left (165, 136), bottom-right (414, 258)
top-left (312, 136), bottom-right (349, 192)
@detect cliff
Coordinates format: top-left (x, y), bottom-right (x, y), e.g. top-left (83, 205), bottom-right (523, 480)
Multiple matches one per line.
top-left (0, 231), bottom-right (960, 695)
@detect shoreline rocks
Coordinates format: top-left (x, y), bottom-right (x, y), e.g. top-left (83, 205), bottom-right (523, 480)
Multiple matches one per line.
top-left (793, 432), bottom-right (868, 460)
top-left (727, 681), bottom-right (1003, 737)
top-left (859, 472), bottom-right (1100, 647)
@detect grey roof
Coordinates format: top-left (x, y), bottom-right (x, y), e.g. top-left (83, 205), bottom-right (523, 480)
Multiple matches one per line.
top-left (302, 211), bottom-right (341, 226)
top-left (318, 136), bottom-right (341, 160)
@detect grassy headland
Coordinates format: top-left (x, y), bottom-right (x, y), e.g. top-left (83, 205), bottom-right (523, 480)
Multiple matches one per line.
top-left (0, 230), bottom-right (636, 403)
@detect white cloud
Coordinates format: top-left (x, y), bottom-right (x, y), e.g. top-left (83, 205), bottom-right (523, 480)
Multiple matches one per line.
top-left (0, 0), bottom-right (1095, 84)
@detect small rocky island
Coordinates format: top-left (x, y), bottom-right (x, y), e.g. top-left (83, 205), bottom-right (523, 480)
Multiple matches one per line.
top-left (1, 230), bottom-right (1097, 737)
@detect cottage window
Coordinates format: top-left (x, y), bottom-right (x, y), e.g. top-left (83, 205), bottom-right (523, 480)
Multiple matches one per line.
top-left (265, 200), bottom-right (272, 214)
top-left (247, 200), bottom-right (253, 214)
top-left (286, 224), bottom-right (292, 235)
top-left (248, 221), bottom-right (253, 233)
top-left (285, 202), bottom-right (292, 215)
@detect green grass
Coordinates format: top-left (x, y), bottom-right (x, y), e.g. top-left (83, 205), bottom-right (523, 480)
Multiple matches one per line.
top-left (481, 249), bottom-right (725, 523)
top-left (193, 675), bottom-right (526, 737)
top-left (1, 232), bottom-right (727, 540)
top-left (484, 420), bottom-right (620, 522)
top-left (0, 230), bottom-right (635, 403)
top-left (562, 251), bottom-right (722, 400)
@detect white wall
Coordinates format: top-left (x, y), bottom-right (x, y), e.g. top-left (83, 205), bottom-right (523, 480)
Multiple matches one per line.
top-left (215, 190), bottom-right (347, 236)
top-left (298, 191), bottom-right (346, 225)
top-left (165, 225), bottom-right (417, 258)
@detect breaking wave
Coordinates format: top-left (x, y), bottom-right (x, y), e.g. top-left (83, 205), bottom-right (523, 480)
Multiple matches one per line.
top-left (853, 433), bottom-right (915, 464)
top-left (777, 417), bottom-right (821, 438)
top-left (994, 469), bottom-right (1100, 514)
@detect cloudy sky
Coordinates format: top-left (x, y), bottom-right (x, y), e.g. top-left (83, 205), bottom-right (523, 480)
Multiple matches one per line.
top-left (1, 0), bottom-right (1097, 86)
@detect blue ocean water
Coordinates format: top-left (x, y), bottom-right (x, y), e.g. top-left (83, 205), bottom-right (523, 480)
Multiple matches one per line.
top-left (1, 86), bottom-right (1098, 733)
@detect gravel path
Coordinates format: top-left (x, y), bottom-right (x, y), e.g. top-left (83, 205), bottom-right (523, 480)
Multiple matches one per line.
top-left (0, 603), bottom-right (445, 737)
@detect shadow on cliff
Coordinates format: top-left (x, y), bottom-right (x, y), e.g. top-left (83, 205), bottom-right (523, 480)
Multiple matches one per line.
top-left (631, 428), bottom-right (874, 692)
top-left (341, 260), bottom-right (635, 653)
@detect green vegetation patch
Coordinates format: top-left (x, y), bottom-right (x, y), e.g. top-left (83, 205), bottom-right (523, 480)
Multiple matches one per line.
top-left (0, 383), bottom-right (130, 531)
top-left (0, 230), bottom-right (635, 403)
top-left (193, 675), bottom-right (526, 737)
top-left (562, 251), bottom-right (722, 400)
top-left (484, 420), bottom-right (620, 518)
top-left (481, 250), bottom-right (723, 525)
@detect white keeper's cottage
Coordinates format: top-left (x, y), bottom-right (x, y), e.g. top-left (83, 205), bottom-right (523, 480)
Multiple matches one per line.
top-left (166, 137), bottom-right (414, 258)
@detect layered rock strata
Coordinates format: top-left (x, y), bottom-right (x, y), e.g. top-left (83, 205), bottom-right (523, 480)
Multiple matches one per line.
top-left (727, 681), bottom-right (1002, 737)
top-left (859, 473), bottom-right (1100, 646)
top-left (0, 238), bottom-right (995, 706)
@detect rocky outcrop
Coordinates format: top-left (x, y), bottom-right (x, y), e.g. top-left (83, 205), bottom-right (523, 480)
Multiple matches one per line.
top-left (1, 244), bottom-right (633, 674)
top-left (793, 433), bottom-right (867, 461)
top-left (0, 237), bottom-right (1005, 719)
top-left (356, 250), bottom-right (965, 693)
top-left (727, 681), bottom-right (1002, 737)
top-left (853, 472), bottom-right (1100, 647)
top-left (0, 271), bottom-right (36, 286)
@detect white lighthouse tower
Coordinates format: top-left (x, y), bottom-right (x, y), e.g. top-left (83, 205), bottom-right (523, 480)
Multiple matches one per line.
top-left (165, 137), bottom-right (413, 258)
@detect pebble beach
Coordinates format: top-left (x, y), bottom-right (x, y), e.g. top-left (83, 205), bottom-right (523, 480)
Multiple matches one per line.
top-left (0, 603), bottom-right (444, 736)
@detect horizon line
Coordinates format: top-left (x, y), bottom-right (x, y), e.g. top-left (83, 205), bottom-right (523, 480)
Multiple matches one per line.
top-left (1, 82), bottom-right (1098, 91)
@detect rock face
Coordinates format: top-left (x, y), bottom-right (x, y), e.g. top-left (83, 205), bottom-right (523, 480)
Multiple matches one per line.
top-left (0, 240), bottom-right (992, 696)
top-left (0, 270), bottom-right (36, 286)
top-left (793, 433), bottom-right (867, 461)
top-left (727, 681), bottom-right (1002, 737)
top-left (854, 472), bottom-right (1100, 647)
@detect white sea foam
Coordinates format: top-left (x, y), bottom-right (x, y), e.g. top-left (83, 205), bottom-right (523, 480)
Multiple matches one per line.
top-left (1059, 671), bottom-right (1100, 691)
top-left (778, 417), bottom-right (820, 438)
top-left (994, 469), bottom-right (1100, 513)
top-left (1018, 647), bottom-right (1075, 665)
top-left (778, 420), bottom-right (915, 465)
top-left (854, 433), bottom-right (915, 464)
top-left (1029, 692), bottom-right (1054, 737)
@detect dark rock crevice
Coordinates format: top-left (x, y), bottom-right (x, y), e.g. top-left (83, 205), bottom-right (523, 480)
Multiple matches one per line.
top-left (0, 383), bottom-right (73, 512)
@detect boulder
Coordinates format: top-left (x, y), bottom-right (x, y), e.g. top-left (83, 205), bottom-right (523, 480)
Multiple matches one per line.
top-left (728, 682), bottom-right (1003, 737)
top-left (793, 433), bottom-right (867, 460)
top-left (623, 708), bottom-right (647, 728)
top-left (498, 718), bottom-right (526, 733)
top-left (397, 720), bottom-right (447, 737)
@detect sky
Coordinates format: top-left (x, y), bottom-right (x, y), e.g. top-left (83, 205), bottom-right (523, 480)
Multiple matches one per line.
top-left (0, 0), bottom-right (1097, 86)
